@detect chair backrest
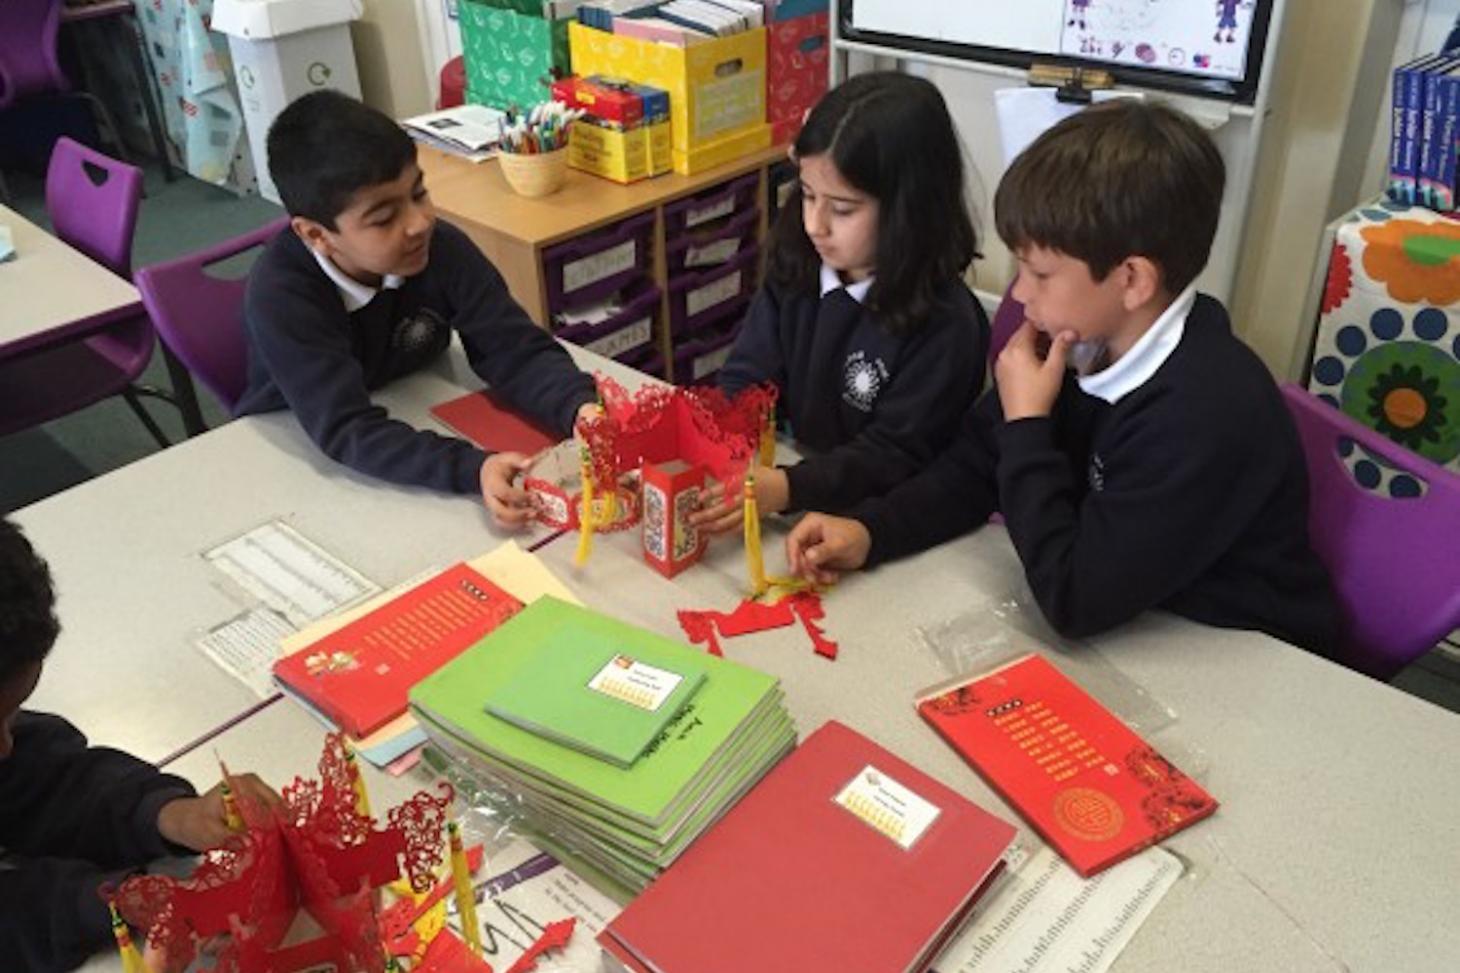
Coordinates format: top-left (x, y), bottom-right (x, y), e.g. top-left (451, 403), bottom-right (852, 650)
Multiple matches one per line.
top-left (1280, 383), bottom-right (1460, 679)
top-left (45, 137), bottom-right (143, 278)
top-left (988, 281), bottom-right (1023, 363)
top-left (135, 218), bottom-right (290, 412)
top-left (0, 0), bottom-right (66, 109)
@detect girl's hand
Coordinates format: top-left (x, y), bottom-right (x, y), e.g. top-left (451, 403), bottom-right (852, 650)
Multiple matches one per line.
top-left (687, 468), bottom-right (789, 535)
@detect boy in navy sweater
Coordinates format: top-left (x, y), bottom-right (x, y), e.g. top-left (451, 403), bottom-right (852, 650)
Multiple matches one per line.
top-left (236, 91), bottom-right (599, 528)
top-left (788, 101), bottom-right (1337, 653)
top-left (0, 520), bottom-right (279, 971)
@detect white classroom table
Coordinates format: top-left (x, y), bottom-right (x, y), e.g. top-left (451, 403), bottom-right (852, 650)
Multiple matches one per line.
top-left (0, 204), bottom-right (142, 355)
top-left (531, 516), bottom-right (1460, 972)
top-left (32, 344), bottom-right (1460, 972)
top-left (15, 343), bottom-right (601, 764)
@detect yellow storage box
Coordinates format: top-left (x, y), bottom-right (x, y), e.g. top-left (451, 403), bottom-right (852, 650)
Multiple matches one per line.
top-left (569, 22), bottom-right (768, 156)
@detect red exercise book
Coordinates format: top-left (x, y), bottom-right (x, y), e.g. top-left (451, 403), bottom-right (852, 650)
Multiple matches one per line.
top-left (916, 653), bottom-right (1217, 877)
top-left (273, 564), bottom-right (523, 737)
top-left (431, 390), bottom-right (561, 455)
top-left (598, 720), bottom-right (1016, 973)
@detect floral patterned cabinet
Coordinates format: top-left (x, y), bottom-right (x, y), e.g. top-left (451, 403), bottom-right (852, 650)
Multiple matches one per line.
top-left (1307, 199), bottom-right (1460, 495)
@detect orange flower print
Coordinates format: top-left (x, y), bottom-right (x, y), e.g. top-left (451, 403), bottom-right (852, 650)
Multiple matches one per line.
top-left (1360, 218), bottom-right (1460, 305)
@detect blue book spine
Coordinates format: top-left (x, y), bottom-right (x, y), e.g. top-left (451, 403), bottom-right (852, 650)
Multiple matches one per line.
top-left (1400, 56), bottom-right (1446, 204)
top-left (1419, 58), bottom-right (1460, 207)
top-left (1435, 70), bottom-right (1460, 212)
top-left (1389, 62), bottom-right (1406, 201)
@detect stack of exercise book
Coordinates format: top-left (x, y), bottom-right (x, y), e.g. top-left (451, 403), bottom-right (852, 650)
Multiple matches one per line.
top-left (410, 596), bottom-right (795, 898)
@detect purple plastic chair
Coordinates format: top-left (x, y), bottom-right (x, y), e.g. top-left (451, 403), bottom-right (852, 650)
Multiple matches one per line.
top-left (136, 218), bottom-right (290, 413)
top-left (988, 281), bottom-right (1024, 363)
top-left (1281, 384), bottom-right (1460, 680)
top-left (0, 138), bottom-right (170, 444)
top-left (0, 0), bottom-right (130, 162)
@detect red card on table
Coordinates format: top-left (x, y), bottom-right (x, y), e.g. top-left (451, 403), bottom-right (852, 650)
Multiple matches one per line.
top-left (432, 391), bottom-right (562, 455)
top-left (273, 564), bottom-right (523, 737)
top-left (916, 653), bottom-right (1217, 877)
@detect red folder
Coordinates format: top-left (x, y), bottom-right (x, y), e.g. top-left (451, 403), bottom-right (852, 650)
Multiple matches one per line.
top-left (272, 564), bottom-right (523, 738)
top-left (431, 391), bottom-right (562, 455)
top-left (916, 653), bottom-right (1217, 877)
top-left (598, 721), bottom-right (1017, 973)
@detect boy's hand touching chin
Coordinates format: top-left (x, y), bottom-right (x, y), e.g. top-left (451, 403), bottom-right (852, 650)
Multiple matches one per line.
top-left (996, 320), bottom-right (1076, 421)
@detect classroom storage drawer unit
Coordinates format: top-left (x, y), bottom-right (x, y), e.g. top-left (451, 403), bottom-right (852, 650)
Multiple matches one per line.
top-left (542, 211), bottom-right (656, 314)
top-left (663, 173), bottom-right (760, 241)
top-left (667, 246), bottom-right (759, 338)
top-left (554, 281), bottom-right (662, 362)
top-left (665, 208), bottom-right (760, 275)
top-left (619, 343), bottom-right (666, 378)
top-left (673, 324), bottom-right (740, 386)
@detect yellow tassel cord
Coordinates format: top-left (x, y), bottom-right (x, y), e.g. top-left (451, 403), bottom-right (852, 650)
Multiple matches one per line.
top-left (447, 821), bottom-right (483, 957)
top-left (744, 474), bottom-right (767, 597)
top-left (343, 741), bottom-right (371, 820)
top-left (217, 755), bottom-right (245, 832)
top-left (109, 901), bottom-right (146, 973)
top-left (574, 448), bottom-right (596, 566)
top-left (758, 404), bottom-right (776, 468)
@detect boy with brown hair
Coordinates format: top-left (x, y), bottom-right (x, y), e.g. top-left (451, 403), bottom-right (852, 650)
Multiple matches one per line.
top-left (787, 100), bottom-right (1337, 652)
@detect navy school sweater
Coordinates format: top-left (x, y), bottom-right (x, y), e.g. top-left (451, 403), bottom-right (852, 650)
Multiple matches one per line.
top-left (0, 712), bottom-right (197, 972)
top-left (718, 274), bottom-right (990, 512)
top-left (235, 220), bottom-right (598, 494)
top-left (852, 294), bottom-right (1339, 654)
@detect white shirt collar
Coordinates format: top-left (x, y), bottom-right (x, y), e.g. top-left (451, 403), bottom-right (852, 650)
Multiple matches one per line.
top-left (819, 263), bottom-right (873, 304)
top-left (310, 249), bottom-right (404, 313)
top-left (1077, 285), bottom-right (1196, 404)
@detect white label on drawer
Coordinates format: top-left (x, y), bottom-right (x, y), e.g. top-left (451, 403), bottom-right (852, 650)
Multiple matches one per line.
top-left (685, 237), bottom-right (741, 268)
top-left (686, 270), bottom-right (743, 318)
top-left (584, 316), bottom-right (652, 360)
top-left (562, 238), bottom-right (637, 294)
top-left (693, 343), bottom-right (734, 380)
top-left (693, 68), bottom-right (764, 140)
top-left (685, 196), bottom-right (736, 229)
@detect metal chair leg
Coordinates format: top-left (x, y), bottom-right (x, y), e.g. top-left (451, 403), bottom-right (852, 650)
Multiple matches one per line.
top-left (122, 387), bottom-right (171, 448)
top-left (75, 91), bottom-right (133, 169)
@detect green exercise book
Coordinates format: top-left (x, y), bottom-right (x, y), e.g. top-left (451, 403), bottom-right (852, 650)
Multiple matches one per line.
top-left (484, 637), bottom-right (709, 769)
top-left (409, 596), bottom-right (785, 827)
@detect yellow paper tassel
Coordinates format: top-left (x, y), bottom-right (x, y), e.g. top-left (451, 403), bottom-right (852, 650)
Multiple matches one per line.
top-left (575, 455), bottom-right (596, 566)
top-left (744, 474), bottom-right (766, 597)
top-left (447, 821), bottom-right (482, 957)
top-left (759, 405), bottom-right (776, 468)
top-left (344, 742), bottom-right (371, 820)
top-left (109, 901), bottom-right (146, 973)
top-left (217, 756), bottom-right (245, 832)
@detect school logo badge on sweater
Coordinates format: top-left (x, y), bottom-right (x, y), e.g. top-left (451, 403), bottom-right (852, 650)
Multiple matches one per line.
top-left (392, 308), bottom-right (448, 356)
top-left (842, 351), bottom-right (889, 413)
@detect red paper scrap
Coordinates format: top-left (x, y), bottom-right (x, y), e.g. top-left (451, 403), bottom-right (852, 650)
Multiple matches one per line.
top-left (504, 918), bottom-right (577, 973)
top-left (675, 594), bottom-right (837, 660)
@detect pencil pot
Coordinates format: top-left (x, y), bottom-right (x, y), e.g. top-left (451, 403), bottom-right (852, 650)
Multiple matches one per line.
top-left (498, 147), bottom-right (569, 197)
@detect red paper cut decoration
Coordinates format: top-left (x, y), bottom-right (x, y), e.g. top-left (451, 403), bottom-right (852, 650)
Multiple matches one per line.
top-left (113, 733), bottom-right (458, 973)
